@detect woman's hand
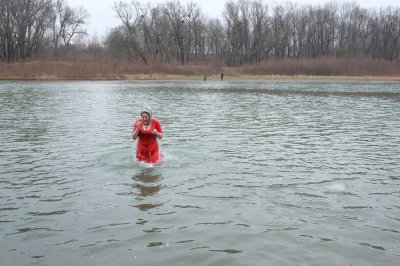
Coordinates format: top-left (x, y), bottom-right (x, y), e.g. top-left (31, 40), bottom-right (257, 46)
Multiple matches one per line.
top-left (153, 129), bottom-right (162, 139)
top-left (132, 120), bottom-right (142, 140)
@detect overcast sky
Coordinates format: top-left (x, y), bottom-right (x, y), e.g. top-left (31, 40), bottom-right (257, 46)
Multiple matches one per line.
top-left (65, 0), bottom-right (400, 37)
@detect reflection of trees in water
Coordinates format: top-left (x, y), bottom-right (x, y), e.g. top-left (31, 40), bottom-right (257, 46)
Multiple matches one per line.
top-left (132, 167), bottom-right (167, 244)
top-left (132, 168), bottom-right (162, 202)
top-left (135, 184), bottom-right (161, 197)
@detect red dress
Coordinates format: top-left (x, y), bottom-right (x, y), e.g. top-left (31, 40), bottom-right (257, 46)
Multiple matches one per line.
top-left (133, 118), bottom-right (162, 163)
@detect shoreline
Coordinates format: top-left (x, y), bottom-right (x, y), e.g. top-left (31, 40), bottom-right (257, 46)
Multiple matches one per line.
top-left (125, 74), bottom-right (400, 83)
top-left (1, 74), bottom-right (400, 83)
top-left (1, 60), bottom-right (399, 83)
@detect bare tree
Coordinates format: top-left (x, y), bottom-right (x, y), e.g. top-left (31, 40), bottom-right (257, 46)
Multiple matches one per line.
top-left (6, 0), bottom-right (54, 61)
top-left (50, 2), bottom-right (88, 60)
top-left (162, 1), bottom-right (186, 64)
top-left (182, 2), bottom-right (203, 62)
top-left (223, 0), bottom-right (251, 65)
top-left (336, 2), bottom-right (367, 57)
top-left (113, 1), bottom-right (149, 64)
top-left (205, 18), bottom-right (225, 62)
top-left (51, 0), bottom-right (72, 59)
top-left (270, 4), bottom-right (291, 58)
top-left (378, 7), bottom-right (400, 60)
top-left (105, 26), bottom-right (132, 59)
top-left (0, 0), bottom-right (88, 62)
top-left (145, 6), bottom-right (166, 64)
top-left (249, 0), bottom-right (269, 63)
top-left (0, 0), bottom-right (18, 61)
top-left (304, 4), bottom-right (337, 58)
top-left (61, 6), bottom-right (88, 47)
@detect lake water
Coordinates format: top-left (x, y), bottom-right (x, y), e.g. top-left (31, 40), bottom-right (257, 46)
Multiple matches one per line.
top-left (0, 80), bottom-right (399, 266)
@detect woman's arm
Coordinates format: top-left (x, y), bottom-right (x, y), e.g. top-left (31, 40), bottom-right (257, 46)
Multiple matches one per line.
top-left (152, 119), bottom-right (163, 139)
top-left (132, 120), bottom-right (141, 140)
top-left (153, 129), bottom-right (162, 139)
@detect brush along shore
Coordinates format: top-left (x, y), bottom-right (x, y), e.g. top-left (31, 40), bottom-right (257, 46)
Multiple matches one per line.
top-left (1, 60), bottom-right (399, 82)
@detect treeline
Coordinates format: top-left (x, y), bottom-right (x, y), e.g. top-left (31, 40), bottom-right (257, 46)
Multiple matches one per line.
top-left (108, 0), bottom-right (400, 65)
top-left (0, 0), bottom-right (88, 62)
top-left (1, 0), bottom-right (400, 66)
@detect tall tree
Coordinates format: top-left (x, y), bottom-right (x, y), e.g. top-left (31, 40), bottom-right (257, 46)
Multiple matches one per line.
top-left (113, 1), bottom-right (148, 64)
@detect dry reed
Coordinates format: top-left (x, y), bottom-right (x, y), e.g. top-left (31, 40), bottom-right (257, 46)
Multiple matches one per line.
top-left (0, 58), bottom-right (399, 80)
top-left (239, 57), bottom-right (400, 77)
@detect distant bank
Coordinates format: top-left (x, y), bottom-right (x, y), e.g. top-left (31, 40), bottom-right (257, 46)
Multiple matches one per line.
top-left (1, 59), bottom-right (399, 82)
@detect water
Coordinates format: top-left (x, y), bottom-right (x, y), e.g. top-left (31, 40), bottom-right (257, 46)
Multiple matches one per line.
top-left (0, 80), bottom-right (399, 266)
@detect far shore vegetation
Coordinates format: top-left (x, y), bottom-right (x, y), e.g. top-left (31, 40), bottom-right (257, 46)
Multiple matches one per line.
top-left (1, 0), bottom-right (400, 81)
top-left (1, 58), bottom-right (400, 81)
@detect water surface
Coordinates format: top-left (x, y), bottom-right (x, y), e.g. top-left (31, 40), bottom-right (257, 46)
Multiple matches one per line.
top-left (1, 80), bottom-right (399, 266)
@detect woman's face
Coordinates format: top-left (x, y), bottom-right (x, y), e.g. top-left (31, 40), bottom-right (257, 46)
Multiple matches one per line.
top-left (141, 113), bottom-right (150, 125)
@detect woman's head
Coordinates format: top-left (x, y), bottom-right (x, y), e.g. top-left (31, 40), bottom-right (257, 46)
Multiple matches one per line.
top-left (141, 105), bottom-right (152, 124)
top-left (141, 105), bottom-right (152, 117)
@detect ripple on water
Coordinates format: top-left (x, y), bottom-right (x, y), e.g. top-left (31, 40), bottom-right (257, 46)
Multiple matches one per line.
top-left (1, 81), bottom-right (400, 266)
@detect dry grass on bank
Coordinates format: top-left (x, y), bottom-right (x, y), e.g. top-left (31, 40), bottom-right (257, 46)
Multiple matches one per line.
top-left (0, 61), bottom-right (221, 80)
top-left (0, 58), bottom-right (399, 81)
top-left (237, 57), bottom-right (400, 77)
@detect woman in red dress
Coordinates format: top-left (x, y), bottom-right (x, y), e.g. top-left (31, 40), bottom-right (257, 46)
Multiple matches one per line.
top-left (131, 106), bottom-right (163, 163)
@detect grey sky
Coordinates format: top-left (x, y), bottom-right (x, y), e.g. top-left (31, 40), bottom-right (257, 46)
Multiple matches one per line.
top-left (66, 0), bottom-right (400, 37)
